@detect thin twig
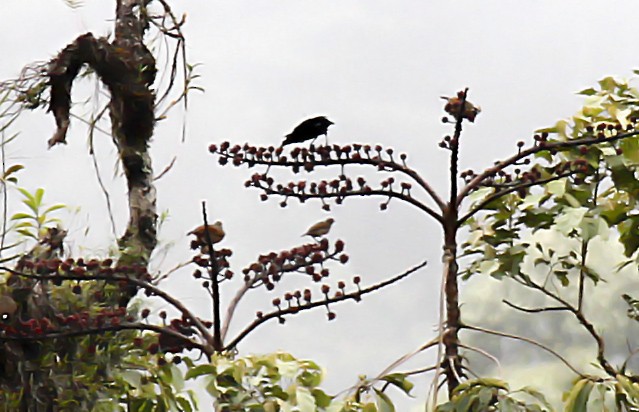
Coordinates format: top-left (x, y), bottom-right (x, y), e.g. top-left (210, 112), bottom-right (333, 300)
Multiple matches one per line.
top-left (85, 105), bottom-right (118, 237)
top-left (153, 259), bottom-right (192, 282)
top-left (338, 334), bottom-right (439, 398)
top-left (371, 336), bottom-right (440, 385)
top-left (153, 156), bottom-right (177, 181)
top-left (462, 323), bottom-right (584, 377)
top-left (459, 343), bottom-right (502, 375)
top-left (502, 299), bottom-right (569, 313)
top-left (515, 274), bottom-right (616, 376)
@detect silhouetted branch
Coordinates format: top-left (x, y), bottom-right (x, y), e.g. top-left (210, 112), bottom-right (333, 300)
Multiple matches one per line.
top-left (224, 259), bottom-right (427, 350)
top-left (221, 240), bottom-right (345, 342)
top-left (210, 143), bottom-right (447, 212)
top-left (199, 202), bottom-right (222, 352)
top-left (252, 182), bottom-right (443, 223)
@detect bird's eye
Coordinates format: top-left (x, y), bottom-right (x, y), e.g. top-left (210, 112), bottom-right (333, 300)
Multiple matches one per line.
top-left (0, 313), bottom-right (8, 321)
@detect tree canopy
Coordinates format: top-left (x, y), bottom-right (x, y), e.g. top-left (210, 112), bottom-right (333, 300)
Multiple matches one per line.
top-left (0, 1), bottom-right (639, 411)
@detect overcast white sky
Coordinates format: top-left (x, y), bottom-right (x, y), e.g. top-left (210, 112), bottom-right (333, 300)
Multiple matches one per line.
top-left (3, 1), bottom-right (639, 410)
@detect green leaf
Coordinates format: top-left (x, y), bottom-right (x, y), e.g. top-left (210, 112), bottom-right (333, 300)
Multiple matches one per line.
top-left (616, 375), bottom-right (639, 401)
top-left (16, 229), bottom-right (36, 239)
top-left (380, 373), bottom-right (414, 396)
top-left (564, 379), bottom-right (593, 412)
top-left (10, 212), bottom-right (34, 221)
top-left (554, 207), bottom-right (587, 235)
top-left (373, 388), bottom-right (395, 412)
top-left (598, 76), bottom-right (619, 92)
top-left (577, 88), bottom-right (598, 96)
top-left (610, 165), bottom-right (639, 193)
top-left (2, 164), bottom-right (23, 179)
top-left (43, 204), bottom-right (66, 214)
top-left (119, 370), bottom-right (143, 388)
top-left (467, 187), bottom-right (496, 206)
top-left (497, 397), bottom-right (518, 412)
top-left (170, 364), bottom-right (185, 392)
top-left (276, 359), bottom-right (300, 379)
top-left (479, 260), bottom-right (500, 277)
top-left (555, 271), bottom-right (569, 287)
top-left (620, 137), bottom-right (639, 164)
top-left (295, 387), bottom-right (316, 412)
top-left (520, 193), bottom-right (545, 210)
top-left (312, 388), bottom-right (333, 408)
top-left (17, 187), bottom-right (34, 204)
top-left (34, 188), bottom-right (44, 208)
top-left (362, 403), bottom-right (379, 412)
top-left (546, 179), bottom-right (566, 197)
top-left (175, 396), bottom-right (194, 412)
top-left (185, 364), bottom-right (216, 380)
top-left (477, 387), bottom-right (494, 408)
top-left (520, 385), bottom-right (554, 410)
top-left (534, 126), bottom-right (558, 134)
top-left (619, 216), bottom-right (639, 257)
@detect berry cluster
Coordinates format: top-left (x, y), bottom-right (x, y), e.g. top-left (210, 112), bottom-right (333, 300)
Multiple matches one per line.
top-left (241, 239), bottom-right (347, 290)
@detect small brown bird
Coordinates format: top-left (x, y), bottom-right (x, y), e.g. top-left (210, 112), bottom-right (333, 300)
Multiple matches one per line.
top-left (302, 218), bottom-right (335, 238)
top-left (0, 295), bottom-right (17, 323)
top-left (188, 221), bottom-right (225, 244)
top-left (441, 95), bottom-right (481, 122)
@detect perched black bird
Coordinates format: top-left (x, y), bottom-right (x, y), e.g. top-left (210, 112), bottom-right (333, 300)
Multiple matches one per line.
top-left (281, 116), bottom-right (334, 146)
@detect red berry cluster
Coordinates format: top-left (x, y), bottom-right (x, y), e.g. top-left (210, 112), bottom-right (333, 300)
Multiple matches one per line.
top-left (191, 248), bottom-right (234, 284)
top-left (0, 306), bottom-right (128, 337)
top-left (209, 142), bottom-right (409, 173)
top-left (241, 239), bottom-right (347, 290)
top-left (267, 275), bottom-right (364, 323)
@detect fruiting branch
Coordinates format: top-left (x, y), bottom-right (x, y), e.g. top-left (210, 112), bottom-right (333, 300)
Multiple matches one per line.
top-left (209, 142), bottom-right (446, 214)
top-left (224, 259), bottom-right (427, 350)
top-left (457, 127), bottom-right (639, 206)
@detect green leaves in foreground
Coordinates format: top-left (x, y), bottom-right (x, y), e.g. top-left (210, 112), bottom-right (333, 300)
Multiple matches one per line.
top-left (11, 187), bottom-right (65, 239)
top-left (435, 378), bottom-right (552, 412)
top-left (185, 352), bottom-right (408, 411)
top-left (561, 374), bottom-right (639, 412)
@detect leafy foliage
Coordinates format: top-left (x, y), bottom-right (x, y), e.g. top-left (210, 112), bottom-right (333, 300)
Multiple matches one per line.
top-left (436, 378), bottom-right (552, 412)
top-left (11, 188), bottom-right (65, 240)
top-left (185, 352), bottom-right (407, 412)
top-left (459, 75), bottom-right (639, 409)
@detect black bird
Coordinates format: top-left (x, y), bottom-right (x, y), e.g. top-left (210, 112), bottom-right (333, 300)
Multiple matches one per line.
top-left (281, 116), bottom-right (334, 146)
